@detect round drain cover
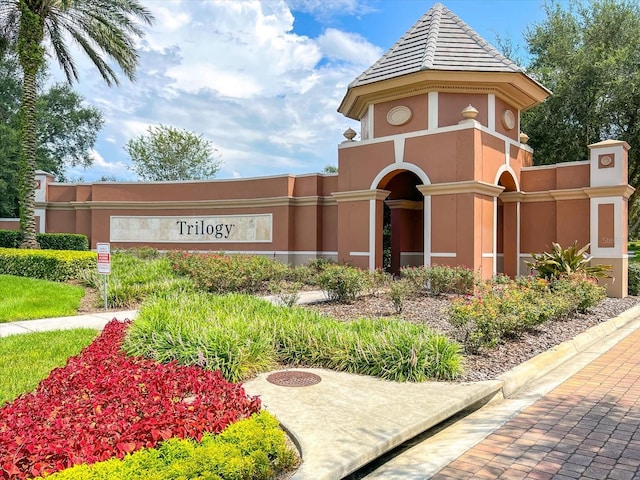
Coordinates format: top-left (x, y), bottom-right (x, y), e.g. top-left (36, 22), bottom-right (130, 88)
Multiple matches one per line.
top-left (267, 371), bottom-right (321, 387)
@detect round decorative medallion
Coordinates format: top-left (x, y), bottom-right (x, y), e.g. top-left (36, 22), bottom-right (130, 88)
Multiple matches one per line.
top-left (386, 106), bottom-right (412, 126)
top-left (600, 155), bottom-right (613, 167)
top-left (266, 371), bottom-right (321, 387)
top-left (502, 110), bottom-right (516, 130)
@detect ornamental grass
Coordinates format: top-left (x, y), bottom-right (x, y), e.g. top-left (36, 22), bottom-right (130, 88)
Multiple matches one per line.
top-left (123, 293), bottom-right (463, 383)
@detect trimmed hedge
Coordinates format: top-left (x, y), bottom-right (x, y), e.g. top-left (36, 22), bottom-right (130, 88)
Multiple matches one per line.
top-left (0, 247), bottom-right (96, 282)
top-left (0, 230), bottom-right (21, 248)
top-left (37, 411), bottom-right (298, 480)
top-left (0, 230), bottom-right (88, 251)
top-left (37, 233), bottom-right (88, 251)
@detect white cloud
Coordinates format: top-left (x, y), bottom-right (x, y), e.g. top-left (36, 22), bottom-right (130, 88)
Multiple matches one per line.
top-left (153, 4), bottom-right (190, 32)
top-left (145, 1), bottom-right (323, 98)
top-left (49, 0), bottom-right (373, 182)
top-left (317, 28), bottom-right (382, 65)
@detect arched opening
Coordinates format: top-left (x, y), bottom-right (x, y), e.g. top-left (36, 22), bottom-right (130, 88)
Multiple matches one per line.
top-left (377, 170), bottom-right (424, 275)
top-left (496, 170), bottom-right (518, 275)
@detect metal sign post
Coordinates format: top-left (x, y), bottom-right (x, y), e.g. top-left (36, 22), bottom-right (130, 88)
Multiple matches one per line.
top-left (96, 242), bottom-right (111, 310)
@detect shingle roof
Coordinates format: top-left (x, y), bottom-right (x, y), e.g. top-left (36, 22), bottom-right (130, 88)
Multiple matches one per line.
top-left (350, 2), bottom-right (523, 88)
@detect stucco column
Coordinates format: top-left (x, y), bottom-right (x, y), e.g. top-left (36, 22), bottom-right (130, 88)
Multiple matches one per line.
top-left (502, 200), bottom-right (519, 277)
top-left (499, 193), bottom-right (521, 278)
top-left (588, 140), bottom-right (633, 298)
top-left (34, 170), bottom-right (55, 233)
top-left (332, 189), bottom-right (390, 270)
top-left (418, 181), bottom-right (504, 278)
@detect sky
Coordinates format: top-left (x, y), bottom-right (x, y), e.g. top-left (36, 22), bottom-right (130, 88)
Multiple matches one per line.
top-left (52, 0), bottom-right (560, 182)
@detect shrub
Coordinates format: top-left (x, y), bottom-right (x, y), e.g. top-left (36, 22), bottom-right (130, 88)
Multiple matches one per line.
top-left (287, 264), bottom-right (314, 284)
top-left (316, 264), bottom-right (372, 303)
top-left (37, 411), bottom-right (297, 480)
top-left (0, 247), bottom-right (95, 282)
top-left (551, 274), bottom-right (606, 313)
top-left (169, 252), bottom-right (288, 294)
top-left (0, 229), bottom-right (21, 248)
top-left (286, 258), bottom-right (336, 286)
top-left (306, 257), bottom-right (336, 273)
top-left (448, 274), bottom-right (606, 353)
top-left (526, 241), bottom-right (612, 279)
top-left (400, 265), bottom-right (476, 295)
top-left (368, 268), bottom-right (391, 297)
top-left (119, 245), bottom-right (161, 259)
top-left (268, 280), bottom-right (301, 307)
top-left (388, 278), bottom-right (413, 314)
top-left (0, 320), bottom-right (261, 479)
top-left (629, 262), bottom-right (640, 295)
top-left (123, 293), bottom-right (463, 383)
top-left (492, 273), bottom-right (511, 285)
top-left (0, 231), bottom-right (88, 250)
top-left (36, 233), bottom-right (88, 251)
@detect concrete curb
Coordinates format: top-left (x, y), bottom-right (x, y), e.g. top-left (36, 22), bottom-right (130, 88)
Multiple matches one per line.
top-left (363, 302), bottom-right (640, 479)
top-left (498, 304), bottom-right (640, 398)
top-left (289, 380), bottom-right (503, 480)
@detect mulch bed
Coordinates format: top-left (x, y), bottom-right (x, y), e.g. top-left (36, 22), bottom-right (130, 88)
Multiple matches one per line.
top-left (304, 293), bottom-right (640, 382)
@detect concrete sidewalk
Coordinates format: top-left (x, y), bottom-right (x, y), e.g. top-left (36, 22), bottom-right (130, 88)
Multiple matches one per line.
top-left (0, 310), bottom-right (138, 337)
top-left (0, 290), bottom-right (326, 338)
top-left (2, 295), bottom-right (640, 480)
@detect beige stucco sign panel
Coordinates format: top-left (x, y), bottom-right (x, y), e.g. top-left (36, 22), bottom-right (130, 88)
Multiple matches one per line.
top-left (110, 215), bottom-right (273, 243)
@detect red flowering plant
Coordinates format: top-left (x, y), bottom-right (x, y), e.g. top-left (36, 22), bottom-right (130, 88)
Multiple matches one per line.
top-left (0, 320), bottom-right (261, 479)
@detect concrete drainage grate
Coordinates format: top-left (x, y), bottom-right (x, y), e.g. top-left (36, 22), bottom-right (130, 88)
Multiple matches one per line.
top-left (266, 371), bottom-right (321, 387)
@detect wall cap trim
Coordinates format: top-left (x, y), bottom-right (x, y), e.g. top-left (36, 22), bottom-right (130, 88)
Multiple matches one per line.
top-left (417, 181), bottom-right (504, 197)
top-left (521, 160), bottom-right (590, 171)
top-left (586, 185), bottom-right (635, 199)
top-left (332, 189), bottom-right (391, 203)
top-left (500, 184), bottom-right (635, 203)
top-left (588, 139), bottom-right (631, 151)
top-left (38, 195), bottom-right (337, 211)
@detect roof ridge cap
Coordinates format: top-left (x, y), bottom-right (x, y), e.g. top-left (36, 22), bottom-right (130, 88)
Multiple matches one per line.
top-left (349, 3), bottom-right (441, 87)
top-left (421, 3), bottom-right (443, 69)
top-left (442, 3), bottom-right (523, 72)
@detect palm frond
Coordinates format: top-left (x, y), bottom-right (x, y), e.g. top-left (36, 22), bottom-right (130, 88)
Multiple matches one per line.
top-left (24, 0), bottom-right (154, 85)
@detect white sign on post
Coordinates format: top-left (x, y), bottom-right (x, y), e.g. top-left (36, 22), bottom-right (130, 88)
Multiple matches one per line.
top-left (96, 242), bottom-right (111, 310)
top-left (97, 242), bottom-right (111, 274)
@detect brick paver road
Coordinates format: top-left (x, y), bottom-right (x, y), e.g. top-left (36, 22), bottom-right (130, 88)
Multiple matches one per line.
top-left (432, 327), bottom-right (640, 480)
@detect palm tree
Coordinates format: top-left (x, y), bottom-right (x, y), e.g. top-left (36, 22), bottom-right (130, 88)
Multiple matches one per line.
top-left (0, 0), bottom-right (153, 248)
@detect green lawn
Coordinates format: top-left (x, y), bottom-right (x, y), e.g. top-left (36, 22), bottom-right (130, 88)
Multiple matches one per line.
top-left (0, 329), bottom-right (98, 406)
top-left (0, 274), bottom-right (86, 322)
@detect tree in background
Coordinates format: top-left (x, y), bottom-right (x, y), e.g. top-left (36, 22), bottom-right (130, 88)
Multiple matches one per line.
top-left (0, 50), bottom-right (104, 218)
top-left (35, 84), bottom-right (103, 179)
top-left (521, 0), bottom-right (640, 236)
top-left (322, 165), bottom-right (338, 173)
top-left (0, 0), bottom-right (153, 248)
top-left (0, 46), bottom-right (21, 219)
top-left (125, 125), bottom-right (222, 181)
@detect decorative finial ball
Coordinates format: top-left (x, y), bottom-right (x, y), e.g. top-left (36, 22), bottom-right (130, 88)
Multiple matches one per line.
top-left (343, 127), bottom-right (357, 141)
top-left (461, 105), bottom-right (478, 120)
